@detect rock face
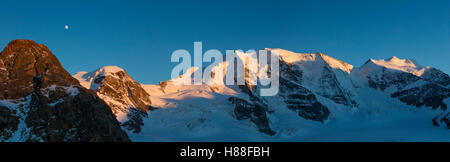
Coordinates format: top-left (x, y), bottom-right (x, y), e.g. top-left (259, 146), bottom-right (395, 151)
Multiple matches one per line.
top-left (278, 76), bottom-right (330, 123)
top-left (73, 66), bottom-right (152, 133)
top-left (0, 40), bottom-right (130, 142)
top-left (275, 50), bottom-right (358, 108)
top-left (228, 96), bottom-right (275, 136)
top-left (227, 52), bottom-right (333, 131)
top-left (391, 83), bottom-right (449, 109)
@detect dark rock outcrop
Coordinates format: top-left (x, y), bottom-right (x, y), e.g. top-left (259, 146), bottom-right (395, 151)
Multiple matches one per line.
top-left (277, 56), bottom-right (331, 122)
top-left (228, 96), bottom-right (275, 136)
top-left (433, 111), bottom-right (450, 129)
top-left (0, 106), bottom-right (19, 140)
top-left (366, 67), bottom-right (421, 91)
top-left (279, 77), bottom-right (330, 123)
top-left (391, 83), bottom-right (449, 110)
top-left (317, 66), bottom-right (358, 107)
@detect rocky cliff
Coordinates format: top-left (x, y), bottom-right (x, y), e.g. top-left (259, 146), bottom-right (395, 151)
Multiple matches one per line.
top-left (0, 40), bottom-right (130, 142)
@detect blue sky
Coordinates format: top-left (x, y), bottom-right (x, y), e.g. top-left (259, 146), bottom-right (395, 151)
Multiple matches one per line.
top-left (1, 0), bottom-right (449, 84)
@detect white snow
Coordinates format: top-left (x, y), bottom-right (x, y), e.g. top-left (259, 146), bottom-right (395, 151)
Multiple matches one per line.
top-left (44, 85), bottom-right (80, 97)
top-left (97, 65), bottom-right (126, 75)
top-left (320, 53), bottom-right (354, 73)
top-left (269, 48), bottom-right (353, 73)
top-left (73, 66), bottom-right (126, 90)
top-left (169, 67), bottom-right (199, 85)
top-left (64, 86), bottom-right (80, 96)
top-left (1, 95), bottom-right (36, 142)
top-left (73, 71), bottom-right (90, 89)
top-left (373, 56), bottom-right (420, 72)
top-left (364, 56), bottom-right (431, 77)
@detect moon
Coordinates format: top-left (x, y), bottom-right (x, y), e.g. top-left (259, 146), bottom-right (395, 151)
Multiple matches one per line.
top-left (65, 25), bottom-right (69, 30)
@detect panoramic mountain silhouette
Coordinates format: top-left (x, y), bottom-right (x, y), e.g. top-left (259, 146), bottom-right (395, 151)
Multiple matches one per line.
top-left (1, 40), bottom-right (449, 142)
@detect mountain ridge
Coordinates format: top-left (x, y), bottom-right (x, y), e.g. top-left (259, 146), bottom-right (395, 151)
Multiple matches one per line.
top-left (1, 39), bottom-right (449, 141)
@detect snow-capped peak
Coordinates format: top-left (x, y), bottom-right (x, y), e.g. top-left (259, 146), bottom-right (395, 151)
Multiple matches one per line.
top-left (386, 56), bottom-right (420, 67)
top-left (73, 65), bottom-right (127, 90)
top-left (363, 56), bottom-right (426, 76)
top-left (266, 48), bottom-right (353, 73)
top-left (95, 66), bottom-right (126, 75)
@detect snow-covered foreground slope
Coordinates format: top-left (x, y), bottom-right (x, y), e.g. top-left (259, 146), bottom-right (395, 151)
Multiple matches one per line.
top-left (301, 87), bottom-right (449, 142)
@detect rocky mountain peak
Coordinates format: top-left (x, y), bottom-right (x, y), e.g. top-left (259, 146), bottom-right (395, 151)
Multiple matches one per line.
top-left (74, 66), bottom-right (152, 133)
top-left (0, 40), bottom-right (130, 142)
top-left (0, 39), bottom-right (78, 100)
top-left (2, 40), bottom-right (49, 55)
top-left (365, 56), bottom-right (422, 74)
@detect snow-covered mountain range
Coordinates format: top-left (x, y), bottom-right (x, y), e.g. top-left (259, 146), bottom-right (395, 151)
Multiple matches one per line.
top-left (75, 48), bottom-right (449, 142)
top-left (0, 40), bottom-right (448, 142)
